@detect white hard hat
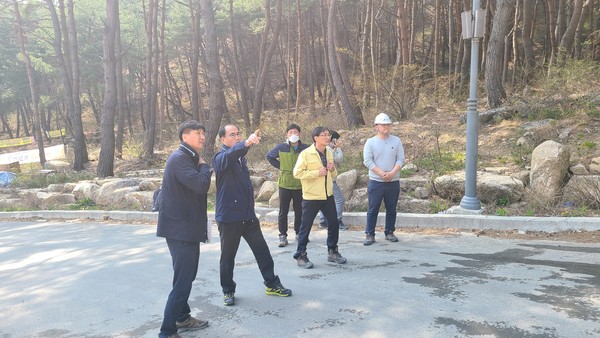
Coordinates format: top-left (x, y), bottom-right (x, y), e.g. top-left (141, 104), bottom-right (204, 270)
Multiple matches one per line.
top-left (374, 112), bottom-right (392, 125)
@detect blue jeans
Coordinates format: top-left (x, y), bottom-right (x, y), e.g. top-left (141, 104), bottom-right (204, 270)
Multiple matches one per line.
top-left (365, 180), bottom-right (400, 236)
top-left (318, 181), bottom-right (345, 226)
top-left (159, 239), bottom-right (200, 338)
top-left (294, 196), bottom-right (339, 259)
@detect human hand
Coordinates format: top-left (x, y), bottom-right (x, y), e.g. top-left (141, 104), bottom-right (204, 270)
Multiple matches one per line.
top-left (327, 161), bottom-right (334, 171)
top-left (319, 167), bottom-right (328, 176)
top-left (381, 172), bottom-right (392, 182)
top-left (246, 129), bottom-right (261, 146)
top-left (198, 156), bottom-right (206, 164)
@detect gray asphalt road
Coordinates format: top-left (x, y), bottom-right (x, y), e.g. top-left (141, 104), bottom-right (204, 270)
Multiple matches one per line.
top-left (1, 220), bottom-right (599, 338)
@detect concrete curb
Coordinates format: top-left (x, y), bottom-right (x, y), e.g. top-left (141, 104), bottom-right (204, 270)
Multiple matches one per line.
top-left (1, 208), bottom-right (599, 233)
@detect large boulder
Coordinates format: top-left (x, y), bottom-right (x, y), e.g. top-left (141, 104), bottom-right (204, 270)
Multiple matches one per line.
top-left (268, 189), bottom-right (279, 208)
top-left (433, 174), bottom-right (465, 202)
top-left (128, 191), bottom-right (155, 210)
top-left (478, 174), bottom-right (525, 204)
top-left (529, 140), bottom-right (570, 203)
top-left (399, 197), bottom-right (432, 213)
top-left (400, 176), bottom-right (430, 192)
top-left (346, 187), bottom-right (368, 211)
top-left (570, 164), bottom-right (589, 175)
top-left (138, 178), bottom-right (162, 191)
top-left (36, 192), bottom-right (76, 209)
top-left (256, 180), bottom-right (277, 201)
top-left (96, 186), bottom-right (140, 208)
top-left (336, 169), bottom-right (358, 201)
top-left (72, 181), bottom-right (100, 200)
top-left (249, 176), bottom-right (266, 189)
top-left (43, 160), bottom-right (71, 172)
top-left (95, 179), bottom-right (140, 205)
top-left (434, 172), bottom-right (524, 204)
top-left (590, 157), bottom-right (600, 174)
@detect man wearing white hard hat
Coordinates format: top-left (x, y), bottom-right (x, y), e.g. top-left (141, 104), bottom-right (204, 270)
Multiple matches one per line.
top-left (362, 112), bottom-right (405, 246)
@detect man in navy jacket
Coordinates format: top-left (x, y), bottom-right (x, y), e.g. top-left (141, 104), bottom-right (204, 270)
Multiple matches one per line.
top-left (157, 121), bottom-right (212, 338)
top-left (213, 124), bottom-right (292, 306)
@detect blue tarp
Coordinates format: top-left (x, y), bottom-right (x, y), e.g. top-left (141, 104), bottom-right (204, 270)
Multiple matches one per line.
top-left (0, 171), bottom-right (17, 187)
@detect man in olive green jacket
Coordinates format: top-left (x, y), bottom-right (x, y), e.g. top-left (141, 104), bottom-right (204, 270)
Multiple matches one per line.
top-left (266, 124), bottom-right (309, 247)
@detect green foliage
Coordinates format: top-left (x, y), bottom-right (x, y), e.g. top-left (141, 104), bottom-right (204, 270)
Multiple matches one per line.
top-left (580, 140), bottom-right (596, 150)
top-left (586, 109), bottom-right (600, 119)
top-left (560, 206), bottom-right (590, 217)
top-left (495, 208), bottom-right (508, 216)
top-left (429, 200), bottom-right (448, 214)
top-left (123, 134), bottom-right (147, 159)
top-left (543, 59), bottom-right (600, 96)
top-left (11, 171), bottom-right (95, 189)
top-left (496, 196), bottom-right (509, 207)
top-left (0, 206), bottom-right (36, 212)
top-left (207, 193), bottom-right (216, 212)
top-left (529, 107), bottom-right (564, 120)
top-left (67, 198), bottom-right (98, 210)
top-left (510, 144), bottom-right (533, 167)
top-left (414, 151), bottom-right (465, 176)
top-left (399, 168), bottom-right (414, 178)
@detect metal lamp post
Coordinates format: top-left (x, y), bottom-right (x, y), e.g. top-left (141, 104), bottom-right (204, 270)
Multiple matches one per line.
top-left (459, 2), bottom-right (485, 211)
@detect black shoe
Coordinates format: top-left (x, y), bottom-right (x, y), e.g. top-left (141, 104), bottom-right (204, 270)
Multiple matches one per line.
top-left (223, 292), bottom-right (235, 306)
top-left (364, 234), bottom-right (375, 246)
top-left (176, 316), bottom-right (209, 331)
top-left (265, 282), bottom-right (292, 297)
top-left (339, 222), bottom-right (349, 230)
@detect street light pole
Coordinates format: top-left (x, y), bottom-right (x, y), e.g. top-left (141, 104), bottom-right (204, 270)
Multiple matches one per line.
top-left (459, 1), bottom-right (483, 211)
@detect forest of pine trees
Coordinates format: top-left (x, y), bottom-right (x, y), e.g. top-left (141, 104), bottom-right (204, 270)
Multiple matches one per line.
top-left (0, 0), bottom-right (598, 175)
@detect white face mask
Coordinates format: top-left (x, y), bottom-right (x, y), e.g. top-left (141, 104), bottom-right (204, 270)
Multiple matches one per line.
top-left (288, 135), bottom-right (300, 143)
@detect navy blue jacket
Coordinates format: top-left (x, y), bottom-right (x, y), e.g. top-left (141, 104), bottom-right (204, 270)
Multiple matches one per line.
top-left (157, 143), bottom-right (212, 243)
top-left (213, 142), bottom-right (256, 223)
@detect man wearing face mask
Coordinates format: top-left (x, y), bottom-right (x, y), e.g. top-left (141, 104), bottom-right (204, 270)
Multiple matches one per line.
top-left (266, 124), bottom-right (309, 247)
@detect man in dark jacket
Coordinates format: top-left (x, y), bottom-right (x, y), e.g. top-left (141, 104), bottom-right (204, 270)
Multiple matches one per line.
top-left (213, 124), bottom-right (292, 306)
top-left (157, 120), bottom-right (212, 338)
top-left (266, 123), bottom-right (309, 247)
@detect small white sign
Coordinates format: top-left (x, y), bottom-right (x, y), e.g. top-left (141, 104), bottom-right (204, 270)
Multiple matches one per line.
top-left (0, 144), bottom-right (66, 165)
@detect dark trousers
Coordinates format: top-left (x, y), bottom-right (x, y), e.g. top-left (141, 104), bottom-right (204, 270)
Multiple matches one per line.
top-left (293, 196), bottom-right (339, 259)
top-left (218, 218), bottom-right (280, 294)
top-left (159, 239), bottom-right (199, 338)
top-left (365, 180), bottom-right (400, 236)
top-left (278, 187), bottom-right (302, 236)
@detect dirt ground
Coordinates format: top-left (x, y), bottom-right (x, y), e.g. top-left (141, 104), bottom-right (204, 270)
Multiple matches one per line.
top-left (395, 226), bottom-right (600, 243)
top-left (259, 222), bottom-right (600, 244)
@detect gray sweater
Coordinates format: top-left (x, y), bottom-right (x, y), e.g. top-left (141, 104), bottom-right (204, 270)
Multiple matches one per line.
top-left (363, 135), bottom-right (405, 182)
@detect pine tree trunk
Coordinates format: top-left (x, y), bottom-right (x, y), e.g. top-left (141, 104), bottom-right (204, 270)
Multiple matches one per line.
top-left (200, 0), bottom-right (227, 162)
top-left (12, 0), bottom-right (46, 166)
top-left (486, 0), bottom-right (516, 108)
top-left (97, 0), bottom-right (118, 177)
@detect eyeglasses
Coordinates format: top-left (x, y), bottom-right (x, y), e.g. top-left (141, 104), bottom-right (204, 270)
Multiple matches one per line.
top-left (228, 132), bottom-right (241, 138)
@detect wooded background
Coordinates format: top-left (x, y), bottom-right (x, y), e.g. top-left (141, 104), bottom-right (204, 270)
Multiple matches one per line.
top-left (0, 0), bottom-right (598, 176)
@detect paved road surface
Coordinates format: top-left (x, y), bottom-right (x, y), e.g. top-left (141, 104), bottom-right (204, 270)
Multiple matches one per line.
top-left (1, 220), bottom-right (599, 337)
